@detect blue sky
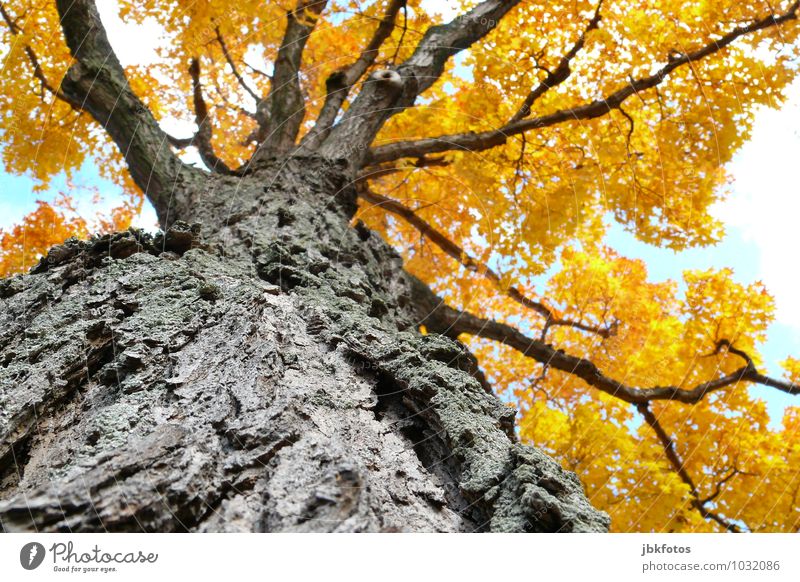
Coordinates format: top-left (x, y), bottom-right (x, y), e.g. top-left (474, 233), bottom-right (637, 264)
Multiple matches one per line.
top-left (2, 1), bottom-right (798, 426)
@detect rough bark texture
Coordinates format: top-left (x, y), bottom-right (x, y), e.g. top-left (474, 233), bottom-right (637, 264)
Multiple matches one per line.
top-left (0, 158), bottom-right (609, 532)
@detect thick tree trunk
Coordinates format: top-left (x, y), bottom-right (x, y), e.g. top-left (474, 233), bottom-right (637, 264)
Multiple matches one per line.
top-left (0, 158), bottom-right (608, 532)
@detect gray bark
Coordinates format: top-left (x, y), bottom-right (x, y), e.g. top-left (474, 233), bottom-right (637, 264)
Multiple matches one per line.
top-left (0, 157), bottom-right (609, 532)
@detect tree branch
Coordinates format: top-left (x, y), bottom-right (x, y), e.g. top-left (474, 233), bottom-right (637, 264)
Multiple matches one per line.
top-left (698, 467), bottom-right (746, 505)
top-left (301, 0), bottom-right (405, 151)
top-left (166, 134), bottom-right (194, 149)
top-left (256, 0), bottom-right (329, 156)
top-left (54, 0), bottom-right (196, 221)
top-left (358, 155), bottom-right (451, 181)
top-left (509, 0), bottom-right (603, 123)
top-left (214, 26), bottom-right (260, 102)
top-left (358, 185), bottom-right (615, 338)
top-left (0, 2), bottom-right (80, 109)
top-left (213, 84), bottom-right (258, 120)
top-left (188, 57), bottom-right (232, 174)
top-left (427, 305), bottom-right (800, 405)
top-left (367, 2), bottom-right (800, 165)
top-left (317, 0), bottom-right (523, 166)
top-left (638, 403), bottom-right (745, 533)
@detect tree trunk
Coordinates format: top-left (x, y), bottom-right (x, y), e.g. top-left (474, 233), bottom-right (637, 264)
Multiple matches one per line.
top-left (0, 158), bottom-right (609, 532)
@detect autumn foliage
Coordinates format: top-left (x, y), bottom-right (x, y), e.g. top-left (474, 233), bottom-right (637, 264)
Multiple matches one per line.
top-left (2, 0), bottom-right (800, 531)
top-left (0, 193), bottom-right (137, 276)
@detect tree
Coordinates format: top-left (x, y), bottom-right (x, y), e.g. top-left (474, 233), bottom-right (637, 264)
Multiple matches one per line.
top-left (0, 0), bottom-right (798, 532)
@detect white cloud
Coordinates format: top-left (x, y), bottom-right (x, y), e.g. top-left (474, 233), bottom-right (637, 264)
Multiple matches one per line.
top-left (131, 201), bottom-right (159, 230)
top-left (96, 1), bottom-right (162, 67)
top-left (713, 78), bottom-right (800, 330)
top-left (420, 0), bottom-right (463, 19)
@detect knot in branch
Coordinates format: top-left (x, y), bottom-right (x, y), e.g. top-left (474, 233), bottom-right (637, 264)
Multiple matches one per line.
top-left (370, 69), bottom-right (404, 90)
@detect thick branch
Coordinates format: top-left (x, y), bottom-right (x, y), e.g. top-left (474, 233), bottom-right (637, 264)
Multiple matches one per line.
top-left (427, 306), bottom-right (800, 405)
top-left (54, 0), bottom-right (195, 220)
top-left (509, 0), bottom-right (603, 123)
top-left (368, 2), bottom-right (800, 165)
top-left (318, 0), bottom-right (522, 165)
top-left (257, 0), bottom-right (328, 155)
top-left (188, 57), bottom-right (232, 174)
top-left (359, 185), bottom-right (614, 338)
top-left (301, 0), bottom-right (405, 151)
top-left (166, 134), bottom-right (194, 149)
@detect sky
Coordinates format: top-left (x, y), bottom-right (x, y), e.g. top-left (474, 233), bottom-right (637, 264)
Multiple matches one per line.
top-left (1, 1), bottom-right (799, 424)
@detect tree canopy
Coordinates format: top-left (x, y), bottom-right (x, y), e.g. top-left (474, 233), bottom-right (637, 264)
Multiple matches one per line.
top-left (2, 0), bottom-right (800, 532)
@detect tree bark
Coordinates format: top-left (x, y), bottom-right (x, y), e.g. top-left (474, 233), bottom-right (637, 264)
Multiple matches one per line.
top-left (0, 158), bottom-right (609, 532)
